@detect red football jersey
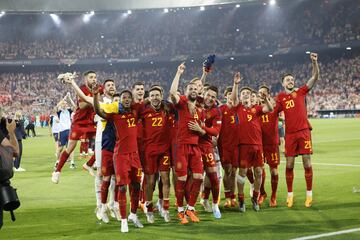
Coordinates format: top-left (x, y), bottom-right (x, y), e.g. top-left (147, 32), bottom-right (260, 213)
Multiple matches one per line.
top-left (140, 105), bottom-right (171, 147)
top-left (106, 110), bottom-right (139, 154)
top-left (174, 95), bottom-right (203, 145)
top-left (277, 85), bottom-right (311, 134)
top-left (218, 104), bottom-right (238, 148)
top-left (260, 103), bottom-right (281, 145)
top-left (72, 84), bottom-right (95, 126)
top-left (235, 104), bottom-right (264, 145)
top-left (199, 106), bottom-right (222, 148)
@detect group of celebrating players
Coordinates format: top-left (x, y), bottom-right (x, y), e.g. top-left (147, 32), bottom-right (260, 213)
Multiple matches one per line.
top-left (50, 52), bottom-right (319, 233)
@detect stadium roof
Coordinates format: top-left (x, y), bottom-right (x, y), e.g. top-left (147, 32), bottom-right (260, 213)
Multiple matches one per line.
top-left (0, 0), bottom-right (253, 12)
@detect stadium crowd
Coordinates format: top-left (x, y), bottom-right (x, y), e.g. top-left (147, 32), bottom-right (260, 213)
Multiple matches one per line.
top-left (1, 56), bottom-right (359, 120)
top-left (0, 0), bottom-right (358, 60)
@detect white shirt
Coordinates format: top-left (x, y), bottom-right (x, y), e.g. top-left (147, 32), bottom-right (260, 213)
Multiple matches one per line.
top-left (58, 108), bottom-right (72, 132)
top-left (50, 115), bottom-right (60, 134)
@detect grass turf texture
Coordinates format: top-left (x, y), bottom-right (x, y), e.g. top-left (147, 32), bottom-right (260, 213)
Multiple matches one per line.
top-left (1, 118), bottom-right (360, 240)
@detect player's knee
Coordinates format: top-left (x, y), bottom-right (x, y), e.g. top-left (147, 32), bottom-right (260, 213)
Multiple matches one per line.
top-left (254, 167), bottom-right (262, 177)
top-left (271, 168), bottom-right (278, 176)
top-left (236, 174), bottom-right (246, 185)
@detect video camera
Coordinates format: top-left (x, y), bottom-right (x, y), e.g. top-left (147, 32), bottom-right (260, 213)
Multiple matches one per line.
top-left (0, 117), bottom-right (21, 230)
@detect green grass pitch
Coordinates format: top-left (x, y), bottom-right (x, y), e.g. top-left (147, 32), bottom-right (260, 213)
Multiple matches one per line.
top-left (1, 118), bottom-right (360, 240)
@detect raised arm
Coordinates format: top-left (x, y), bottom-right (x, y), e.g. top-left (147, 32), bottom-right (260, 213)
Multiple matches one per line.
top-left (169, 62), bottom-right (185, 104)
top-left (65, 92), bottom-right (76, 109)
top-left (92, 84), bottom-right (107, 119)
top-left (230, 72), bottom-right (241, 106)
top-left (306, 53), bottom-right (320, 90)
top-left (60, 72), bottom-right (94, 105)
top-left (259, 93), bottom-right (274, 113)
top-left (3, 120), bottom-right (19, 157)
top-left (200, 67), bottom-right (208, 85)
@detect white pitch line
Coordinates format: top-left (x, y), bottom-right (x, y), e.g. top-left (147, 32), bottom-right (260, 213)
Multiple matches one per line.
top-left (291, 227), bottom-right (360, 240)
top-left (280, 161), bottom-right (360, 167)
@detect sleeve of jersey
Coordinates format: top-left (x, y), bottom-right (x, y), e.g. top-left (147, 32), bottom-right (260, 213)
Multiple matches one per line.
top-left (298, 85), bottom-right (310, 95)
top-left (100, 102), bottom-right (119, 114)
top-left (176, 95), bottom-right (187, 107)
top-left (203, 111), bottom-right (222, 137)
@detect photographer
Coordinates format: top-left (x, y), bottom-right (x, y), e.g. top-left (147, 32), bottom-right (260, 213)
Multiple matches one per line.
top-left (14, 111), bottom-right (26, 172)
top-left (0, 108), bottom-right (20, 229)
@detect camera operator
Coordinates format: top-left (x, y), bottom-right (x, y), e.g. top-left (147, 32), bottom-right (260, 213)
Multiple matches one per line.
top-left (0, 108), bottom-right (20, 229)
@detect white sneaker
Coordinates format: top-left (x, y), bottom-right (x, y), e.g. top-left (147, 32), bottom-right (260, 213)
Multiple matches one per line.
top-left (202, 199), bottom-right (213, 213)
top-left (95, 205), bottom-right (102, 220)
top-left (128, 213), bottom-right (144, 228)
top-left (212, 203), bottom-right (222, 219)
top-left (14, 167), bottom-right (26, 172)
top-left (146, 212), bottom-right (155, 224)
top-left (69, 163), bottom-right (76, 169)
top-left (100, 204), bottom-right (109, 223)
top-left (82, 163), bottom-right (95, 177)
top-left (249, 183), bottom-right (254, 198)
top-left (51, 171), bottom-right (60, 184)
top-left (88, 149), bottom-right (94, 155)
top-left (163, 210), bottom-right (171, 223)
top-left (121, 219), bottom-right (129, 233)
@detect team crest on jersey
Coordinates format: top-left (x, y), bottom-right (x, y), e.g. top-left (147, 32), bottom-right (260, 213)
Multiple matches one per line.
top-left (224, 111), bottom-right (227, 115)
top-left (251, 108), bottom-right (256, 114)
top-left (121, 115), bottom-right (126, 119)
top-left (176, 162), bottom-right (182, 170)
top-left (291, 92), bottom-right (297, 98)
top-left (194, 113), bottom-right (199, 120)
top-left (71, 132), bottom-right (77, 138)
top-left (282, 98), bottom-right (286, 101)
top-left (148, 113), bottom-right (152, 117)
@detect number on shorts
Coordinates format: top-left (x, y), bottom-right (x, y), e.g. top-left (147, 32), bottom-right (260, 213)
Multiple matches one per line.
top-left (205, 153), bottom-right (214, 163)
top-left (285, 99), bottom-right (295, 109)
top-left (304, 140), bottom-right (312, 149)
top-left (127, 118), bottom-right (136, 127)
top-left (163, 156), bottom-right (170, 165)
top-left (262, 115), bottom-right (269, 123)
top-left (151, 117), bottom-right (163, 127)
top-left (271, 153), bottom-right (278, 161)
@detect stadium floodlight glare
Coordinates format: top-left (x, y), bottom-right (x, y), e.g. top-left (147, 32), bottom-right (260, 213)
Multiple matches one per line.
top-left (90, 10), bottom-right (95, 15)
top-left (191, 59), bottom-right (194, 62)
top-left (306, 51), bottom-right (311, 54)
top-left (164, 8), bottom-right (169, 13)
top-left (346, 47), bottom-right (351, 50)
top-left (236, 4), bottom-right (240, 8)
top-left (83, 11), bottom-right (94, 23)
top-left (236, 28), bottom-right (240, 32)
top-left (50, 13), bottom-right (61, 26)
top-left (127, 10), bottom-right (132, 14)
top-left (0, 11), bottom-right (6, 16)
top-left (230, 57), bottom-right (234, 60)
top-left (269, 0), bottom-right (276, 5)
top-left (268, 54), bottom-right (273, 58)
top-left (200, 6), bottom-right (205, 11)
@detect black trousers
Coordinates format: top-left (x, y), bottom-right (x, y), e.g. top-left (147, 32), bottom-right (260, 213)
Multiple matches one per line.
top-left (14, 140), bottom-right (23, 169)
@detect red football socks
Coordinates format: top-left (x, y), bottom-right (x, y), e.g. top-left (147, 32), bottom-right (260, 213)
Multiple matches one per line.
top-left (271, 174), bottom-right (279, 198)
top-left (117, 187), bottom-right (127, 219)
top-left (56, 151), bottom-right (69, 172)
top-left (175, 180), bottom-right (186, 207)
top-left (86, 155), bottom-right (95, 167)
top-left (286, 168), bottom-right (294, 192)
top-left (304, 167), bottom-right (313, 191)
top-left (130, 186), bottom-right (140, 214)
top-left (188, 178), bottom-right (203, 207)
top-left (101, 180), bottom-right (110, 204)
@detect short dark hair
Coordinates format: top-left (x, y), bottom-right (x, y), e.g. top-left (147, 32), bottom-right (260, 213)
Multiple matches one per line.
top-left (149, 86), bottom-right (163, 94)
top-left (240, 86), bottom-right (254, 93)
top-left (224, 86), bottom-right (233, 96)
top-left (132, 81), bottom-right (144, 89)
top-left (83, 70), bottom-right (96, 76)
top-left (205, 85), bottom-right (218, 95)
top-left (259, 85), bottom-right (270, 94)
top-left (282, 73), bottom-right (294, 82)
top-left (120, 90), bottom-right (132, 98)
top-left (113, 93), bottom-right (121, 98)
top-left (103, 79), bottom-right (114, 85)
